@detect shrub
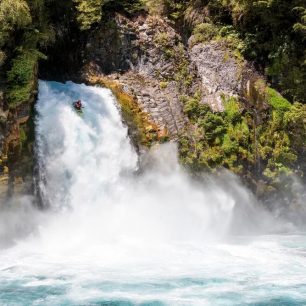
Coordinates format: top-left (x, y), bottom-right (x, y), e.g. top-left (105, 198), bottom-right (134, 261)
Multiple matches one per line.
top-left (193, 23), bottom-right (219, 42)
top-left (154, 32), bottom-right (170, 46)
top-left (178, 85), bottom-right (303, 186)
top-left (6, 84), bottom-right (33, 108)
top-left (0, 0), bottom-right (32, 30)
top-left (73, 0), bottom-right (105, 30)
top-left (6, 50), bottom-right (45, 108)
top-left (223, 96), bottom-right (240, 123)
top-left (143, 0), bottom-right (167, 16)
top-left (7, 53), bottom-right (36, 85)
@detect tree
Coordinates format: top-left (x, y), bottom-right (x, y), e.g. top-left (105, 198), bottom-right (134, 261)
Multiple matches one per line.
top-left (0, 0), bottom-right (32, 45)
top-left (73, 0), bottom-right (106, 30)
top-left (0, 0), bottom-right (32, 31)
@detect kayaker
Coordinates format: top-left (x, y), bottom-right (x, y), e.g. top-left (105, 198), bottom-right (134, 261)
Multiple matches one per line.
top-left (74, 100), bottom-right (82, 110)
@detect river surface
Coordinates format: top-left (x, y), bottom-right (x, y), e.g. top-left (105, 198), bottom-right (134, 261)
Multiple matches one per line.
top-left (0, 81), bottom-right (305, 306)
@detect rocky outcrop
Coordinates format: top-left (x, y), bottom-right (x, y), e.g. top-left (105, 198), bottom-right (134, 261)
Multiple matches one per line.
top-left (82, 13), bottom-right (261, 139)
top-left (102, 72), bottom-right (186, 138)
top-left (83, 14), bottom-right (195, 139)
top-left (189, 42), bottom-right (240, 111)
top-left (0, 87), bottom-right (36, 202)
top-left (188, 41), bottom-right (261, 111)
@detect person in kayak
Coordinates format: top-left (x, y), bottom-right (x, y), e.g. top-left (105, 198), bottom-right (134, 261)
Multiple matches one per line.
top-left (74, 100), bottom-right (83, 110)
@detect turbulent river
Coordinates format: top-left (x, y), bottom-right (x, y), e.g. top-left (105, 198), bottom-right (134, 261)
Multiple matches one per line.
top-left (0, 81), bottom-right (306, 305)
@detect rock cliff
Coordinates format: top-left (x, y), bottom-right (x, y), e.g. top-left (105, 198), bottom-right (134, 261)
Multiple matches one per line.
top-left (83, 14), bottom-right (191, 139)
top-left (81, 13), bottom-right (260, 138)
top-left (0, 82), bottom-right (36, 202)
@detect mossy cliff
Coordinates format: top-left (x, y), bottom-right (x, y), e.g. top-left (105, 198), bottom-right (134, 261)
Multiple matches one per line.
top-left (0, 0), bottom-right (305, 204)
top-left (0, 0), bottom-right (46, 200)
top-left (86, 73), bottom-right (169, 150)
top-left (179, 82), bottom-right (306, 197)
top-left (0, 78), bottom-right (36, 200)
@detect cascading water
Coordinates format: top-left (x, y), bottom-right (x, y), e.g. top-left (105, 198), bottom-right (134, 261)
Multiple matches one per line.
top-left (35, 81), bottom-right (138, 210)
top-left (0, 81), bottom-right (306, 305)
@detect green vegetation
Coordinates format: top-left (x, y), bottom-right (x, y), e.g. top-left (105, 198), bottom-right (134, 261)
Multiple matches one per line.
top-left (191, 23), bottom-right (219, 45)
top-left (6, 50), bottom-right (46, 107)
top-left (73, 0), bottom-right (106, 30)
top-left (179, 86), bottom-right (306, 191)
top-left (0, 0), bottom-right (54, 109)
top-left (154, 32), bottom-right (170, 46)
top-left (159, 81), bottom-right (168, 89)
top-left (266, 87), bottom-right (291, 112)
top-left (19, 124), bottom-right (27, 150)
top-left (208, 0), bottom-right (306, 103)
top-left (179, 94), bottom-right (252, 174)
top-left (143, 0), bottom-right (189, 21)
top-left (0, 0), bottom-right (32, 37)
top-left (73, 0), bottom-right (147, 30)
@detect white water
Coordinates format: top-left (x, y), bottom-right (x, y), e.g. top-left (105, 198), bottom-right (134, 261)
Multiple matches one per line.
top-left (0, 81), bottom-right (306, 305)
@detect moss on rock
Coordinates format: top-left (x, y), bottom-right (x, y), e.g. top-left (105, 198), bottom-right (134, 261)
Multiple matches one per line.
top-left (87, 74), bottom-right (168, 149)
top-left (178, 81), bottom-right (306, 195)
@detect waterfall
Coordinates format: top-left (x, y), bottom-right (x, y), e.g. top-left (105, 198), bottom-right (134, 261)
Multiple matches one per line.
top-left (35, 81), bottom-right (137, 210)
top-left (33, 81), bottom-right (268, 241)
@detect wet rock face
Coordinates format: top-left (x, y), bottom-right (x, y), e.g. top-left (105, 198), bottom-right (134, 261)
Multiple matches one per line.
top-left (86, 18), bottom-right (134, 74)
top-left (85, 14), bottom-right (190, 138)
top-left (0, 88), bottom-right (35, 201)
top-left (86, 14), bottom-right (180, 78)
top-left (116, 73), bottom-right (187, 138)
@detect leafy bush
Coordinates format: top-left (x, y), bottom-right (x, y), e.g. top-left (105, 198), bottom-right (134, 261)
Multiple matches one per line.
top-left (6, 84), bottom-right (34, 108)
top-left (73, 0), bottom-right (105, 30)
top-left (192, 23), bottom-right (219, 43)
top-left (6, 50), bottom-right (45, 108)
top-left (179, 89), bottom-right (305, 188)
top-left (0, 0), bottom-right (32, 47)
top-left (154, 32), bottom-right (170, 46)
top-left (143, 0), bottom-right (167, 15)
top-left (0, 0), bottom-right (32, 30)
top-left (73, 0), bottom-right (145, 30)
top-left (7, 53), bottom-right (36, 85)
top-left (223, 96), bottom-right (241, 123)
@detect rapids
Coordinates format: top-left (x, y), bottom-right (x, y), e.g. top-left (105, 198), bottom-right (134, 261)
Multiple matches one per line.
top-left (0, 81), bottom-right (305, 305)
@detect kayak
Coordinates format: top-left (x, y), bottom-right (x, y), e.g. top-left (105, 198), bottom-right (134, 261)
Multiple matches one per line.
top-left (72, 102), bottom-right (83, 115)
